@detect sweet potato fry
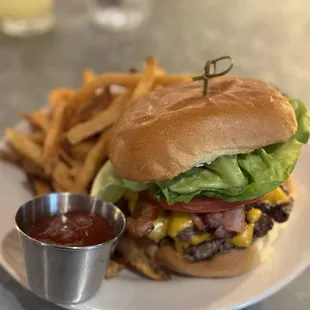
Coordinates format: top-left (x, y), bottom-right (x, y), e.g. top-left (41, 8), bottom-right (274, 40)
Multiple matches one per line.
top-left (5, 128), bottom-right (43, 167)
top-left (66, 91), bottom-right (129, 145)
top-left (72, 127), bottom-right (112, 193)
top-left (105, 260), bottom-right (125, 279)
top-left (117, 235), bottom-right (170, 280)
top-left (43, 104), bottom-right (67, 175)
top-left (82, 68), bottom-right (96, 85)
top-left (19, 110), bottom-right (49, 133)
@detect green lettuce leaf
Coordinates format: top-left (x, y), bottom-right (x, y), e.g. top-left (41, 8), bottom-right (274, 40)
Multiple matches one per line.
top-left (149, 98), bottom-right (310, 204)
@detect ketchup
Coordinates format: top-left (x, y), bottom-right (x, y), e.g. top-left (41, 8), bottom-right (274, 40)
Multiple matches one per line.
top-left (27, 211), bottom-right (114, 247)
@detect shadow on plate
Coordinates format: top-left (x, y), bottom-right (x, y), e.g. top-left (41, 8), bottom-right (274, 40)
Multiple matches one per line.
top-left (1, 229), bottom-right (65, 309)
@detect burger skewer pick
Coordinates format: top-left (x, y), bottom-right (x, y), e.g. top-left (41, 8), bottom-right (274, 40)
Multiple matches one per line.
top-left (192, 56), bottom-right (234, 96)
top-left (92, 57), bottom-right (310, 280)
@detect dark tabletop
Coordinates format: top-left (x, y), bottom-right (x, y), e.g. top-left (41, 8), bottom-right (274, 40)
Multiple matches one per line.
top-left (0, 0), bottom-right (309, 309)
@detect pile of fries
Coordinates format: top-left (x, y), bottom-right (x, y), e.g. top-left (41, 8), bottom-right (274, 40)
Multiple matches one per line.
top-left (2, 57), bottom-right (191, 195)
top-left (1, 56), bottom-right (192, 279)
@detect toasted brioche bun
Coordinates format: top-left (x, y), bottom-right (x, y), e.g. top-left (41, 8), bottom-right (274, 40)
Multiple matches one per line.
top-left (156, 221), bottom-right (285, 278)
top-left (109, 77), bottom-right (297, 182)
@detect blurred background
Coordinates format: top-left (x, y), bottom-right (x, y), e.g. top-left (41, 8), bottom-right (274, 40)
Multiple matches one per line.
top-left (0, 0), bottom-right (309, 309)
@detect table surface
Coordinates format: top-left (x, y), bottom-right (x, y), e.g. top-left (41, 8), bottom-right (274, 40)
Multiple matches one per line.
top-left (0, 0), bottom-right (309, 309)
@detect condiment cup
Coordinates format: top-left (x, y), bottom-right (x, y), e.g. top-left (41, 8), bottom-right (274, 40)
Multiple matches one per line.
top-left (15, 193), bottom-right (126, 304)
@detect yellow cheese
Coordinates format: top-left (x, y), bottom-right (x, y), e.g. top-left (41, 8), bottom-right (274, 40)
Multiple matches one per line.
top-left (246, 208), bottom-right (262, 223)
top-left (123, 190), bottom-right (138, 215)
top-left (167, 212), bottom-right (193, 238)
top-left (262, 187), bottom-right (290, 205)
top-left (190, 233), bottom-right (213, 245)
top-left (148, 216), bottom-right (169, 242)
top-left (231, 224), bottom-right (254, 248)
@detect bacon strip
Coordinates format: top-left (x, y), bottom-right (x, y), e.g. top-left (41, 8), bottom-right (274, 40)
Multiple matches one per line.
top-left (126, 200), bottom-right (159, 238)
top-left (221, 206), bottom-right (245, 233)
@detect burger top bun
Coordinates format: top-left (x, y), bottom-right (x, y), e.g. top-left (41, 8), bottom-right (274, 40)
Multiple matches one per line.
top-left (109, 77), bottom-right (297, 182)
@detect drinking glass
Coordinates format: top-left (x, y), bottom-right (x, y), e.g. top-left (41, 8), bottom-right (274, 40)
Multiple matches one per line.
top-left (87, 0), bottom-right (151, 31)
top-left (0, 0), bottom-right (55, 37)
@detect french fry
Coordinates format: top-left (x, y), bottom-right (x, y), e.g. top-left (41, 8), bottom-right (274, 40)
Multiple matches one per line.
top-left (75, 86), bottom-right (112, 123)
top-left (82, 68), bottom-right (96, 85)
top-left (52, 180), bottom-right (65, 193)
top-left (31, 177), bottom-right (52, 195)
top-left (59, 149), bottom-right (82, 169)
top-left (19, 110), bottom-right (49, 133)
top-left (5, 128), bottom-right (73, 191)
top-left (5, 128), bottom-right (43, 167)
top-left (129, 56), bottom-right (159, 104)
top-left (49, 88), bottom-right (74, 106)
top-left (52, 161), bottom-right (74, 192)
top-left (0, 147), bottom-right (23, 167)
top-left (117, 235), bottom-right (170, 280)
top-left (43, 104), bottom-right (67, 175)
top-left (72, 127), bottom-right (112, 193)
top-left (27, 132), bottom-right (45, 145)
top-left (26, 174), bottom-right (51, 196)
top-left (63, 138), bottom-right (97, 161)
top-left (105, 260), bottom-right (125, 279)
top-left (72, 72), bottom-right (192, 107)
top-left (22, 159), bottom-right (47, 179)
top-left (66, 91), bottom-right (129, 145)
top-left (70, 166), bottom-right (81, 178)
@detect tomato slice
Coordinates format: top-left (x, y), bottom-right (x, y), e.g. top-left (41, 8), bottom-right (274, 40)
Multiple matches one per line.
top-left (149, 194), bottom-right (260, 213)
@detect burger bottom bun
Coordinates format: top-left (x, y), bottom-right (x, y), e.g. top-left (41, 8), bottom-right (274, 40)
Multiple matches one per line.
top-left (156, 222), bottom-right (286, 278)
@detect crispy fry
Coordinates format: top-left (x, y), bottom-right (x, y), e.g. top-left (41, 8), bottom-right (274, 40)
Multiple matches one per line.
top-left (27, 174), bottom-right (52, 196)
top-left (27, 132), bottom-right (45, 145)
top-left (0, 147), bottom-right (23, 167)
top-left (49, 88), bottom-right (74, 106)
top-left (43, 104), bottom-right (67, 175)
top-left (72, 72), bottom-right (192, 107)
top-left (129, 56), bottom-right (159, 103)
top-left (52, 180), bottom-right (64, 193)
top-left (66, 91), bottom-right (129, 145)
top-left (117, 235), bottom-right (170, 280)
top-left (22, 159), bottom-right (46, 179)
top-left (19, 110), bottom-right (49, 133)
top-left (72, 127), bottom-right (112, 193)
top-left (70, 166), bottom-right (81, 178)
top-left (82, 68), bottom-right (96, 85)
top-left (5, 128), bottom-right (73, 191)
top-left (52, 161), bottom-right (74, 192)
top-left (63, 138), bottom-right (96, 160)
top-left (76, 87), bottom-right (112, 122)
top-left (60, 149), bottom-right (82, 168)
top-left (5, 128), bottom-right (43, 167)
top-left (105, 260), bottom-right (125, 279)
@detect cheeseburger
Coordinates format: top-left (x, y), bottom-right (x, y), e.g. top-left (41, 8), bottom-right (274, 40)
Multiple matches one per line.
top-left (93, 76), bottom-right (309, 278)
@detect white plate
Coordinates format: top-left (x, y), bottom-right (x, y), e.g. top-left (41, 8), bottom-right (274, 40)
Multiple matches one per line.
top-left (0, 122), bottom-right (309, 310)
